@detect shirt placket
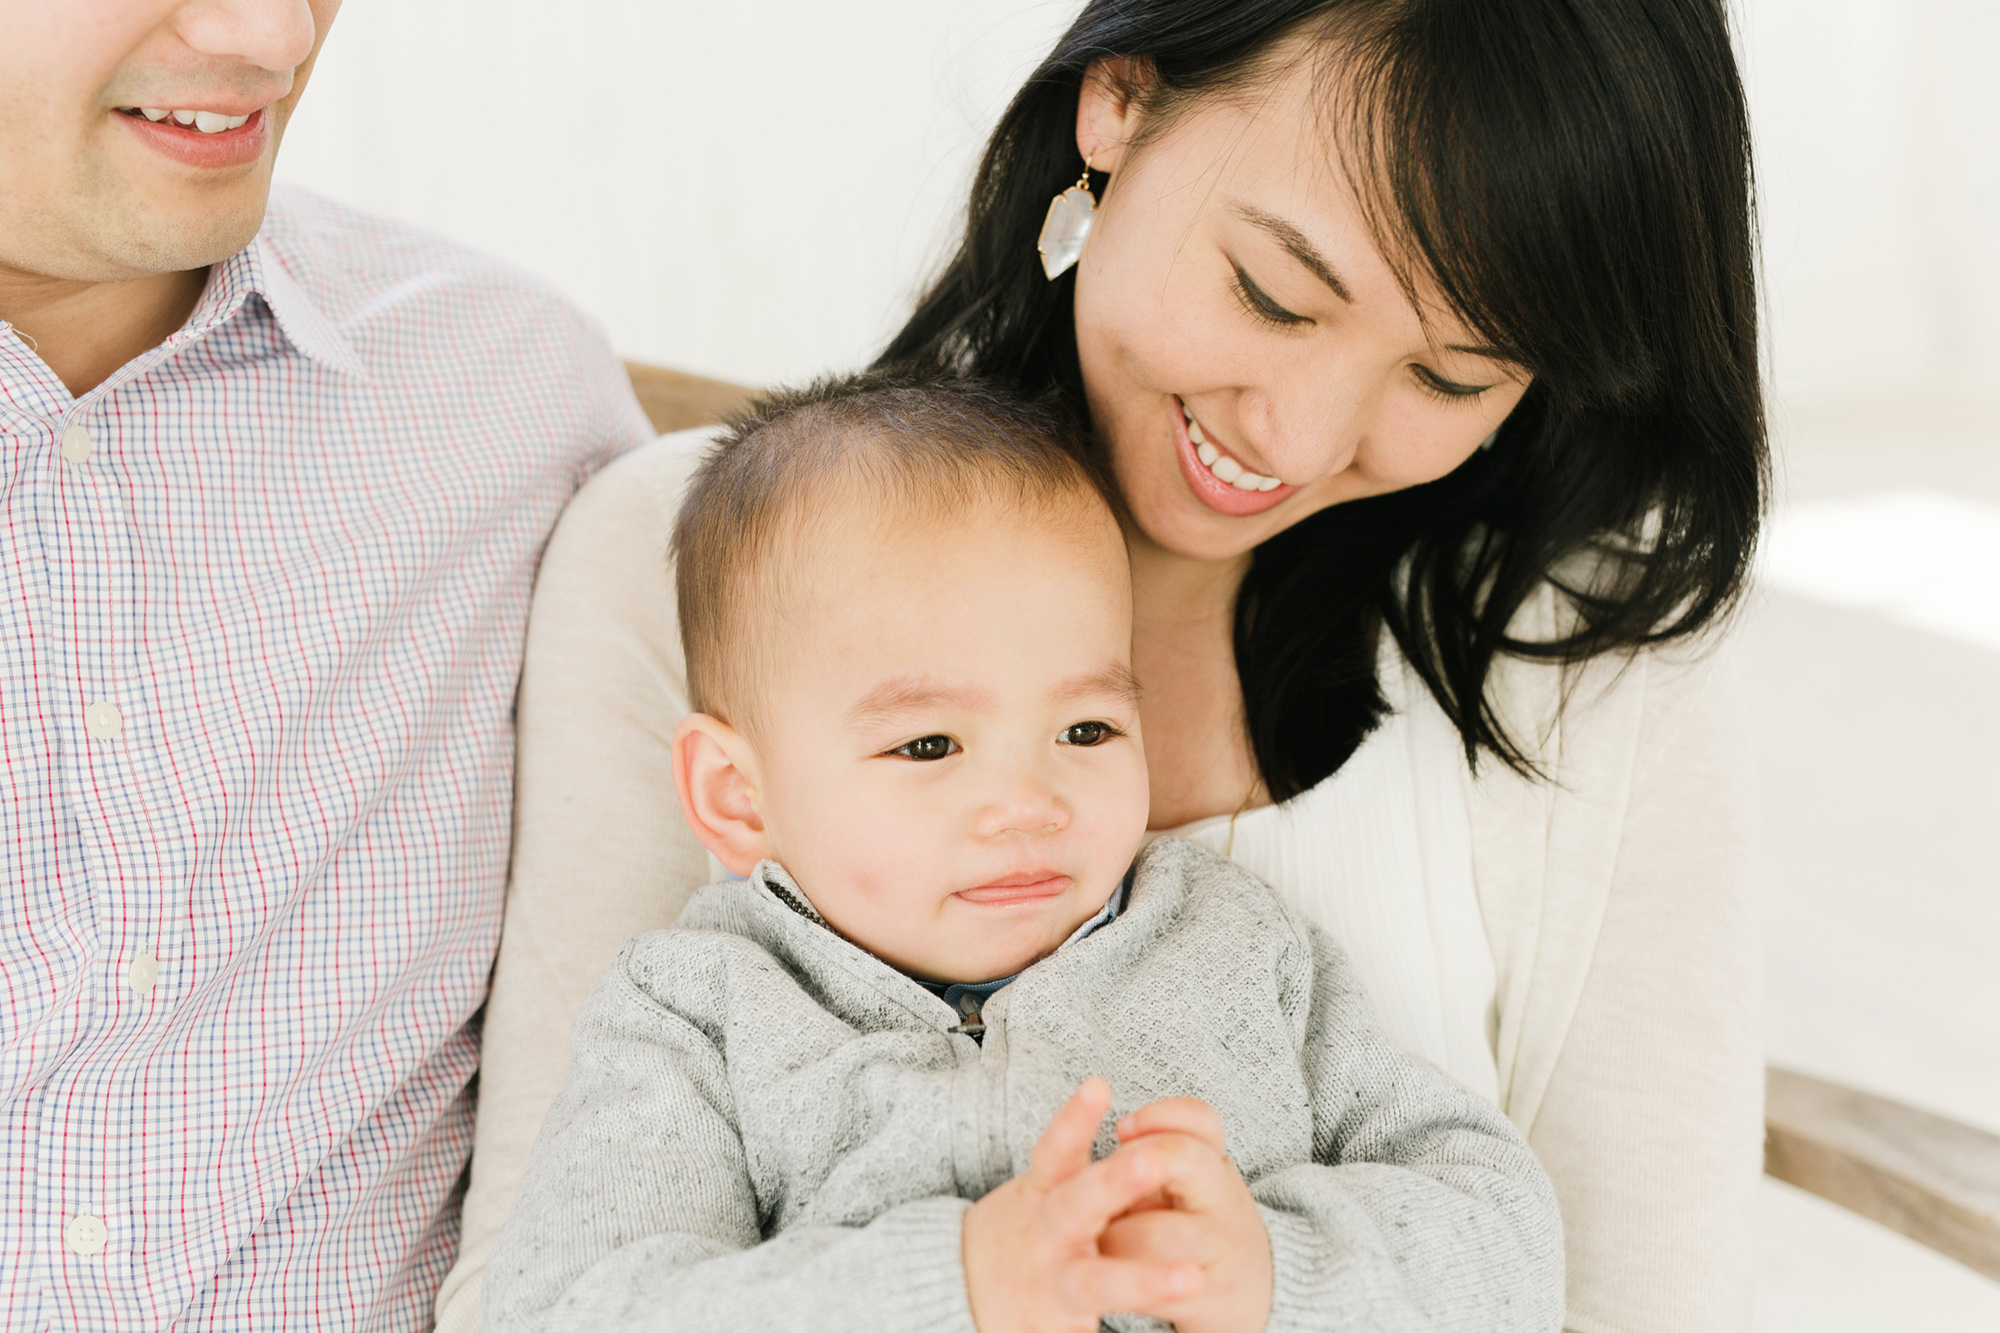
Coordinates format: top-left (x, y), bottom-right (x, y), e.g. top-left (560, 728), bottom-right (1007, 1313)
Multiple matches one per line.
top-left (34, 382), bottom-right (174, 1329)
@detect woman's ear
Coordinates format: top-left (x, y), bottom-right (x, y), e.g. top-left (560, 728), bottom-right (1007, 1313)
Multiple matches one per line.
top-left (1076, 56), bottom-right (1150, 174)
top-left (672, 712), bottom-right (772, 877)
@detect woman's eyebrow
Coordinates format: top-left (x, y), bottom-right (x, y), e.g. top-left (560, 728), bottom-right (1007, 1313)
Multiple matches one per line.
top-left (1232, 204), bottom-right (1354, 304)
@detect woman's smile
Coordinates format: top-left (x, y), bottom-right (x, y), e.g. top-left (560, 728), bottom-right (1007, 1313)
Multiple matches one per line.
top-left (1172, 395), bottom-right (1294, 517)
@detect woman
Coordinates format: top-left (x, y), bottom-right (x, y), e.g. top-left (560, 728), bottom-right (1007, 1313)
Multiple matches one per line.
top-left (439, 1), bottom-right (1766, 1329)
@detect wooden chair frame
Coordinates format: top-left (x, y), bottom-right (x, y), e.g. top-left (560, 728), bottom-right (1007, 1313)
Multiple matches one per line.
top-left (623, 360), bottom-right (2000, 1285)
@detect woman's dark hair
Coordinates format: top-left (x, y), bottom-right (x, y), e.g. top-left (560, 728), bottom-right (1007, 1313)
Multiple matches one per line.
top-left (879, 0), bottom-right (1766, 796)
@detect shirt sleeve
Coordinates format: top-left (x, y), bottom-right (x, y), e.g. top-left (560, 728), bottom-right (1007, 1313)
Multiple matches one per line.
top-left (482, 946), bottom-right (979, 1333)
top-left (1526, 646), bottom-right (1765, 1333)
top-left (1252, 922), bottom-right (1566, 1333)
top-left (435, 433), bottom-right (717, 1333)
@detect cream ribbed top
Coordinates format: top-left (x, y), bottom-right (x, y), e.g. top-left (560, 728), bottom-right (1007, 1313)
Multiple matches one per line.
top-left (1164, 685), bottom-right (1499, 1105)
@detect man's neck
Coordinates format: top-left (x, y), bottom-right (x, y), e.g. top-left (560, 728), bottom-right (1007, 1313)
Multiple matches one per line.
top-left (0, 264), bottom-right (210, 399)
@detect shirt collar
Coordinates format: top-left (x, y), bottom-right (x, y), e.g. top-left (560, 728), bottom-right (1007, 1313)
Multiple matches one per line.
top-left (186, 232), bottom-right (367, 380)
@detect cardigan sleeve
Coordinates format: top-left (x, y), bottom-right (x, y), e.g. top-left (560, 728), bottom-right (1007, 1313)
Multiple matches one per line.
top-left (435, 432), bottom-right (719, 1333)
top-left (483, 947), bottom-right (978, 1333)
top-left (1251, 921), bottom-right (1565, 1332)
top-left (1523, 646), bottom-right (1765, 1333)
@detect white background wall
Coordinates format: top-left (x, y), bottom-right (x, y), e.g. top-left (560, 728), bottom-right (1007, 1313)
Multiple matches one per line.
top-left (277, 5), bottom-right (2000, 1328)
top-left (282, 0), bottom-right (1081, 387)
top-left (281, 0), bottom-right (2000, 423)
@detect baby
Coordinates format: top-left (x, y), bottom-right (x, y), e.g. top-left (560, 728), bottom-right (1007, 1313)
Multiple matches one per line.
top-left (486, 372), bottom-right (1564, 1333)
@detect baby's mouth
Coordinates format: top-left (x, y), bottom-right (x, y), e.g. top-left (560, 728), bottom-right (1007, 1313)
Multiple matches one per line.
top-left (956, 874), bottom-right (1071, 905)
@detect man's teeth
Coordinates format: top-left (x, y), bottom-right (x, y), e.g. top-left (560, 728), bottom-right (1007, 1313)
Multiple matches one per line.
top-left (1183, 407), bottom-right (1282, 492)
top-left (135, 108), bottom-right (251, 132)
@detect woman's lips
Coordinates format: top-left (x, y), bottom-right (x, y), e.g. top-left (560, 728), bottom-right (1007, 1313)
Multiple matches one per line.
top-left (955, 874), bottom-right (1071, 905)
top-left (1173, 399), bottom-right (1295, 518)
top-left (117, 107), bottom-right (272, 171)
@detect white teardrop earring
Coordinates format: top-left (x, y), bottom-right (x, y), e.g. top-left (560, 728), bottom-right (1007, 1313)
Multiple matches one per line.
top-left (1037, 158), bottom-right (1097, 280)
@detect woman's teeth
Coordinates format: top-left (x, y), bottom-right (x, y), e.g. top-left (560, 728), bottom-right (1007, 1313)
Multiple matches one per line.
top-left (129, 108), bottom-right (252, 133)
top-left (1183, 406), bottom-right (1282, 492)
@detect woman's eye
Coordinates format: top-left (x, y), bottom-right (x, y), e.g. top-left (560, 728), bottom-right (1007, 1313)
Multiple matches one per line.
top-left (1058, 721), bottom-right (1120, 747)
top-left (1230, 262), bottom-right (1311, 328)
top-left (1411, 364), bottom-right (1493, 401)
top-left (892, 734), bottom-right (960, 762)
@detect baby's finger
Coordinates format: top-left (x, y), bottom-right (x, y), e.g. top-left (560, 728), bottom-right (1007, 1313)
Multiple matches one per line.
top-left (1115, 1096), bottom-right (1227, 1154)
top-left (1059, 1254), bottom-right (1203, 1317)
top-left (1040, 1139), bottom-right (1175, 1245)
top-left (1099, 1206), bottom-right (1220, 1266)
top-left (1111, 1132), bottom-right (1245, 1215)
top-left (1025, 1076), bottom-right (1113, 1191)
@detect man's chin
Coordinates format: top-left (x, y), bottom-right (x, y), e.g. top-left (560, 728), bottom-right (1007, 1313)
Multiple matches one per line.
top-left (63, 187), bottom-right (271, 283)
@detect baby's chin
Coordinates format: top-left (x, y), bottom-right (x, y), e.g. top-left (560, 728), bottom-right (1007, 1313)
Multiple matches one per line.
top-left (916, 901), bottom-right (1110, 984)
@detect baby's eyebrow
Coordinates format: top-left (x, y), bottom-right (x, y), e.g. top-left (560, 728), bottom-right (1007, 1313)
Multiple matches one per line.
top-left (843, 676), bottom-right (995, 731)
top-left (1049, 663), bottom-right (1142, 709)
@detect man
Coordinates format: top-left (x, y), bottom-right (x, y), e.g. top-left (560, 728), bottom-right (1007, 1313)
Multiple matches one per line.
top-left (0, 2), bottom-right (651, 1327)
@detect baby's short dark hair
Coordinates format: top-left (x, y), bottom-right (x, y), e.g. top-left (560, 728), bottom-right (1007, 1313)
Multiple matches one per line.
top-left (673, 367), bottom-right (1110, 725)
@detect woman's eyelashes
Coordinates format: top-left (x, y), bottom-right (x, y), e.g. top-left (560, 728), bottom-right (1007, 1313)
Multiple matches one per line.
top-left (1410, 363), bottom-right (1493, 402)
top-left (1229, 261), bottom-right (1312, 328)
top-left (1231, 256), bottom-right (1497, 403)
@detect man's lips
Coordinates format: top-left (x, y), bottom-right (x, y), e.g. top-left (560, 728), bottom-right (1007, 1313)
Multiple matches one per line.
top-left (115, 106), bottom-right (272, 171)
top-left (955, 874), bottom-right (1072, 905)
top-left (1172, 399), bottom-right (1295, 518)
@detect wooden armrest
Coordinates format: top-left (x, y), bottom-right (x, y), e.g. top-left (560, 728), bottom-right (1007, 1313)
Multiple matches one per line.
top-left (1765, 1065), bottom-right (2000, 1279)
top-left (623, 361), bottom-right (758, 436)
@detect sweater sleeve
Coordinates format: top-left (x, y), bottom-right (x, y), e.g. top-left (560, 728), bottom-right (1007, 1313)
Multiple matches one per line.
top-left (1524, 648), bottom-right (1764, 1333)
top-left (483, 953), bottom-right (978, 1333)
top-left (1251, 923), bottom-right (1566, 1333)
top-left (437, 433), bottom-right (719, 1333)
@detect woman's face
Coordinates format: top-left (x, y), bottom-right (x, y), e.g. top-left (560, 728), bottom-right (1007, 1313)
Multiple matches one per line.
top-left (1073, 58), bottom-right (1531, 565)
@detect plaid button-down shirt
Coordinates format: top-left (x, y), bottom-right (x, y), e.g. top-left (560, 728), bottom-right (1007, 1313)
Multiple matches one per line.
top-left (0, 185), bottom-right (650, 1330)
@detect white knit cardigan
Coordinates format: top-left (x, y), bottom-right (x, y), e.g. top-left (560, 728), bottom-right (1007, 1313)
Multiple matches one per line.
top-left (436, 429), bottom-right (1764, 1333)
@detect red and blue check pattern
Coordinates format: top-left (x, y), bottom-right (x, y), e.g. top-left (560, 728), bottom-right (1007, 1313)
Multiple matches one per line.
top-left (0, 186), bottom-right (649, 1331)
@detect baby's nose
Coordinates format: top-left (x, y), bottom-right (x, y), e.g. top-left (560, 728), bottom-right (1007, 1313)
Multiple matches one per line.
top-left (972, 773), bottom-right (1070, 839)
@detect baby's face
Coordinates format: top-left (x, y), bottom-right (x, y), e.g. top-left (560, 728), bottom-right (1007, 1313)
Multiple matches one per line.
top-left (745, 499), bottom-right (1148, 984)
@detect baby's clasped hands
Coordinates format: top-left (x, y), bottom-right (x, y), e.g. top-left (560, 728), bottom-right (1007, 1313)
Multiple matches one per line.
top-left (962, 1077), bottom-right (1274, 1333)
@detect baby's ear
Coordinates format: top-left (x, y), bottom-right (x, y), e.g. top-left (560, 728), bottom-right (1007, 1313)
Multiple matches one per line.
top-left (671, 713), bottom-right (771, 877)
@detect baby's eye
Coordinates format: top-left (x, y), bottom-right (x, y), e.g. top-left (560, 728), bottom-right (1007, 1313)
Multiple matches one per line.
top-left (1058, 721), bottom-right (1120, 747)
top-left (892, 734), bottom-right (960, 762)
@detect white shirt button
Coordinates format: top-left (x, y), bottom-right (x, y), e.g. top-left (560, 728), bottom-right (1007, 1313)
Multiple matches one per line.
top-left (66, 1214), bottom-right (107, 1255)
top-left (60, 424), bottom-right (93, 464)
top-left (85, 700), bottom-right (123, 740)
top-left (129, 952), bottom-right (160, 997)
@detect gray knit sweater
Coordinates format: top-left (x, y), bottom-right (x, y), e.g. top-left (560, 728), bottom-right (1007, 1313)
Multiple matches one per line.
top-left (485, 837), bottom-right (1564, 1333)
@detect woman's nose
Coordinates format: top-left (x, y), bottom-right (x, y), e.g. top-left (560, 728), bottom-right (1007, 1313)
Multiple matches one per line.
top-left (1234, 374), bottom-right (1377, 483)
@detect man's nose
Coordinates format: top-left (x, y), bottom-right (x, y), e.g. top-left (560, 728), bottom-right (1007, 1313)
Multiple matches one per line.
top-left (175, 0), bottom-right (320, 74)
